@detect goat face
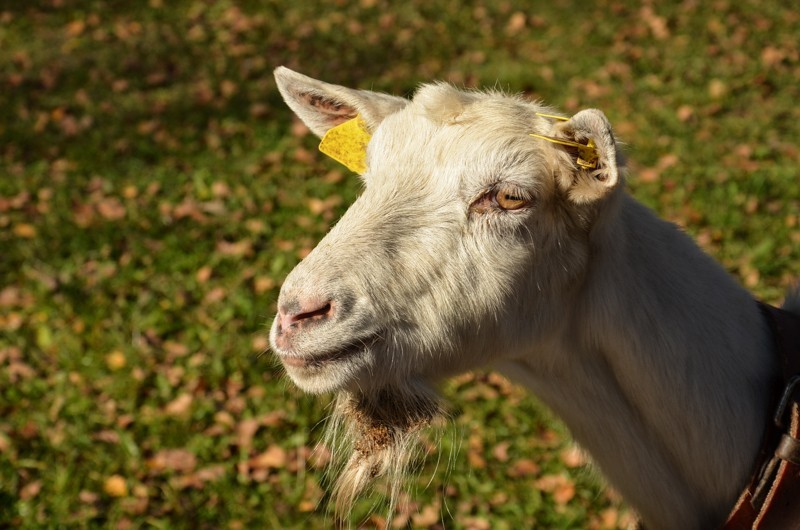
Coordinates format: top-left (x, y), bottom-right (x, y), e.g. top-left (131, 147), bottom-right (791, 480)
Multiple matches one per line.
top-left (270, 67), bottom-right (622, 396)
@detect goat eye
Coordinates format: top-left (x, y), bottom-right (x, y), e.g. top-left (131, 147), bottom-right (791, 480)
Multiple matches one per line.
top-left (495, 186), bottom-right (529, 210)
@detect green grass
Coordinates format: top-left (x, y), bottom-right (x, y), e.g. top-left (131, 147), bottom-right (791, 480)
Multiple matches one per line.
top-left (1, 0), bottom-right (799, 528)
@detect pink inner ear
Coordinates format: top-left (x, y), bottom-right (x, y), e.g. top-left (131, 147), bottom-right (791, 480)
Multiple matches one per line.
top-left (301, 92), bottom-right (357, 125)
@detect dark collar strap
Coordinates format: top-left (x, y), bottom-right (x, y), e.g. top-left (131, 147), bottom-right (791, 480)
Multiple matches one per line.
top-left (722, 302), bottom-right (800, 529)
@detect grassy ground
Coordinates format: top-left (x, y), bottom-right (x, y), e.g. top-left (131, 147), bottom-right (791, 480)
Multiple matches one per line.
top-left (1, 0), bottom-right (799, 528)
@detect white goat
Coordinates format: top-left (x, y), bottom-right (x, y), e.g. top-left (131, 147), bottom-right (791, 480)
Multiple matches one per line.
top-left (269, 66), bottom-right (800, 529)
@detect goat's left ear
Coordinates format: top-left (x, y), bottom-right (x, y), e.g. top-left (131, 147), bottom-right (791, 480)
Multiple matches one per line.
top-left (274, 66), bottom-right (408, 138)
top-left (548, 109), bottom-right (622, 204)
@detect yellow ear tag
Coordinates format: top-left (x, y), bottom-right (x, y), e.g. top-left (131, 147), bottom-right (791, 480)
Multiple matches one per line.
top-left (318, 114), bottom-right (371, 174)
top-left (531, 112), bottom-right (599, 170)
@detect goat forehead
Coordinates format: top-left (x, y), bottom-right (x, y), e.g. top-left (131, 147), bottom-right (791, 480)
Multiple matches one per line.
top-left (368, 103), bottom-right (544, 195)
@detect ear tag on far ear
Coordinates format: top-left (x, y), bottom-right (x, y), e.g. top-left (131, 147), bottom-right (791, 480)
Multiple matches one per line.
top-left (318, 114), bottom-right (371, 174)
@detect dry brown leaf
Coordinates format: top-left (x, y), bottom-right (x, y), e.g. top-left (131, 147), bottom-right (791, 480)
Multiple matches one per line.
top-left (534, 473), bottom-right (562, 491)
top-left (506, 12), bottom-right (526, 35)
top-left (7, 361), bottom-right (36, 381)
top-left (20, 480), bottom-right (42, 501)
top-left (94, 430), bottom-right (120, 444)
top-left (13, 223), bottom-right (37, 238)
top-left (173, 199), bottom-right (205, 221)
top-left (412, 503), bottom-right (440, 527)
top-left (78, 490), bottom-right (99, 504)
top-left (251, 335), bottom-right (269, 352)
top-left (463, 517), bottom-right (490, 530)
top-left (216, 239), bottom-right (252, 257)
top-left (492, 441), bottom-right (510, 462)
top-left (196, 266), bottom-right (213, 283)
top-left (163, 341), bottom-right (189, 358)
top-left (103, 475), bottom-right (128, 497)
top-left (249, 445), bottom-right (286, 470)
top-left (147, 448), bottom-right (197, 473)
top-left (172, 464), bottom-right (226, 489)
top-left (235, 418), bottom-right (260, 450)
top-left (259, 410), bottom-right (285, 427)
top-left (535, 473), bottom-right (576, 506)
top-left (467, 433), bottom-right (486, 469)
top-left (0, 433), bottom-right (11, 453)
top-left (509, 458), bottom-right (540, 478)
top-left (164, 393), bottom-right (193, 417)
top-left (560, 445), bottom-right (586, 468)
top-left (105, 351), bottom-right (126, 370)
top-left (211, 181), bottom-right (230, 197)
top-left (0, 287), bottom-right (20, 307)
top-left (553, 480), bottom-right (576, 505)
top-left (203, 286), bottom-right (227, 304)
top-left (253, 276), bottom-right (275, 294)
top-left (298, 500), bottom-right (316, 512)
top-left (96, 197), bottom-right (126, 220)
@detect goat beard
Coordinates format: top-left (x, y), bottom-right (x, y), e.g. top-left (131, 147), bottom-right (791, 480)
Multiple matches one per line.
top-left (322, 381), bottom-right (443, 522)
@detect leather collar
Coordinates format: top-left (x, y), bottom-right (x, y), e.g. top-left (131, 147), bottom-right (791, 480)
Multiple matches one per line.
top-left (721, 301), bottom-right (800, 530)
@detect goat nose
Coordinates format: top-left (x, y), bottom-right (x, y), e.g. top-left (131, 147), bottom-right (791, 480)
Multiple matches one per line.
top-left (278, 299), bottom-right (334, 331)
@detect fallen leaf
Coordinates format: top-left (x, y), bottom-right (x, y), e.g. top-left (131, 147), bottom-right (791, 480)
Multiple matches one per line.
top-left (7, 361), bottom-right (36, 381)
top-left (103, 475), bottom-right (128, 497)
top-left (211, 181), bottom-right (230, 197)
top-left (20, 481), bottom-right (42, 500)
top-left (79, 490), bottom-right (99, 504)
top-left (94, 430), bottom-right (120, 444)
top-left (412, 503), bottom-right (440, 526)
top-left (96, 197), bottom-right (126, 220)
top-left (196, 266), bottom-right (212, 283)
top-left (535, 473), bottom-right (576, 505)
top-left (105, 351), bottom-right (126, 370)
top-left (147, 448), bottom-right (197, 473)
top-left (253, 276), bottom-right (274, 293)
top-left (506, 12), bottom-right (526, 35)
top-left (467, 446), bottom-right (485, 469)
top-left (235, 418), bottom-right (260, 450)
top-left (298, 500), bottom-right (316, 512)
top-left (708, 79), bottom-right (728, 99)
top-left (203, 286), bottom-right (226, 304)
top-left (171, 464), bottom-right (226, 489)
top-left (164, 393), bottom-right (193, 417)
top-left (249, 445), bottom-right (286, 470)
top-left (13, 223), bottom-right (37, 238)
top-left (163, 340), bottom-right (189, 358)
top-left (509, 458), bottom-right (539, 477)
top-left (560, 445), bottom-right (586, 468)
top-left (492, 441), bottom-right (510, 462)
top-left (463, 517), bottom-right (490, 530)
top-left (553, 480), bottom-right (576, 505)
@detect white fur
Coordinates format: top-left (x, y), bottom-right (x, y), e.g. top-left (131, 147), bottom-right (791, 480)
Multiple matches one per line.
top-left (270, 66), bottom-right (795, 530)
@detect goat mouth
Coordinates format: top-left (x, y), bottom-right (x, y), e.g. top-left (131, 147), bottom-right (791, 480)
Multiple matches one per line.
top-left (279, 338), bottom-right (375, 369)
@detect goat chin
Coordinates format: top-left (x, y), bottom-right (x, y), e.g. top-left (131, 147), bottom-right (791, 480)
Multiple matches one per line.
top-left (323, 381), bottom-right (443, 521)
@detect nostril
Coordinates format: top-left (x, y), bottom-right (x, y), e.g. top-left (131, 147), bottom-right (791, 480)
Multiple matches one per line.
top-left (291, 302), bottom-right (333, 325)
top-left (278, 300), bottom-right (334, 331)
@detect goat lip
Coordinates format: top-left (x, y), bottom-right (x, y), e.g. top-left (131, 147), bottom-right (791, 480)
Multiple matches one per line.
top-left (279, 343), bottom-right (365, 369)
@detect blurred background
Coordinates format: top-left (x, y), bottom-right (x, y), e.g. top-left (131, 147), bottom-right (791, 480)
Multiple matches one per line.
top-left (1, 1), bottom-right (798, 528)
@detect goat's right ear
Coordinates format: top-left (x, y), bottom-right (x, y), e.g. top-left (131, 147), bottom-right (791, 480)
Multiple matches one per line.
top-left (538, 109), bottom-right (623, 205)
top-left (274, 67), bottom-right (408, 138)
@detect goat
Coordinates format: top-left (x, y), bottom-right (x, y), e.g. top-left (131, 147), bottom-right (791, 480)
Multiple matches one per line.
top-left (269, 66), bottom-right (800, 529)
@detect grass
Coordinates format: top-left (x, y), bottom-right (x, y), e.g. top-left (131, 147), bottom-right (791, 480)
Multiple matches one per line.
top-left (1, 0), bottom-right (799, 528)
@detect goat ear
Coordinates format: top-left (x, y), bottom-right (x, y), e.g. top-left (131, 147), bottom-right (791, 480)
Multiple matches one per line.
top-left (545, 109), bottom-right (622, 204)
top-left (274, 66), bottom-right (408, 138)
